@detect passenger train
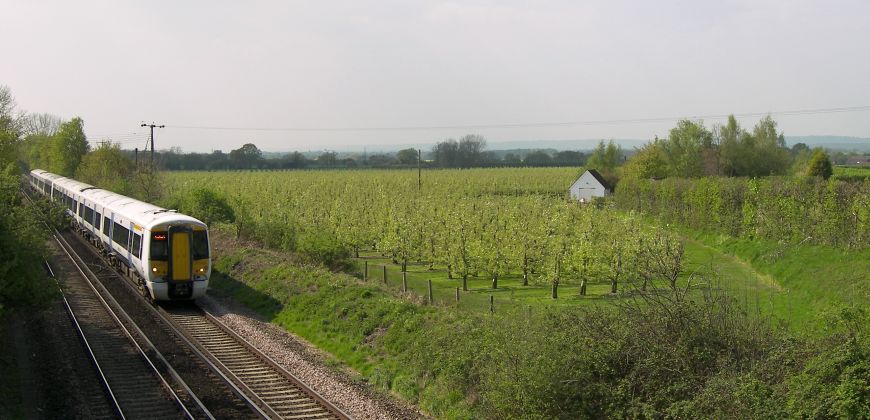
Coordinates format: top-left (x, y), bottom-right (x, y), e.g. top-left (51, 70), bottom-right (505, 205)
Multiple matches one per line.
top-left (29, 169), bottom-right (210, 301)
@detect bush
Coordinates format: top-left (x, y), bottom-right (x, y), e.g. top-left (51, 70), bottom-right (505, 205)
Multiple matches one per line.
top-left (295, 230), bottom-right (351, 269)
top-left (185, 187), bottom-right (235, 227)
top-left (0, 171), bottom-right (56, 316)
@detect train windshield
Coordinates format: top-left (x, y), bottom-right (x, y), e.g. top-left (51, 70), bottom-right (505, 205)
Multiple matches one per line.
top-left (193, 230), bottom-right (209, 260)
top-left (150, 232), bottom-right (168, 261)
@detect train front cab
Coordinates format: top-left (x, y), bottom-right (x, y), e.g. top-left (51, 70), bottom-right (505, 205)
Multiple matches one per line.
top-left (146, 224), bottom-right (210, 300)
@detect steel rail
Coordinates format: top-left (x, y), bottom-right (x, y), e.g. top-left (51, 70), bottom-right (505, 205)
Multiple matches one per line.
top-left (52, 231), bottom-right (200, 419)
top-left (63, 223), bottom-right (271, 419)
top-left (201, 310), bottom-right (351, 419)
top-left (25, 186), bottom-right (207, 419)
top-left (44, 260), bottom-right (127, 419)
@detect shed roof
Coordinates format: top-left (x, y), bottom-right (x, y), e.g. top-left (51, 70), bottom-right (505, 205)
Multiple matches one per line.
top-left (584, 169), bottom-right (611, 190)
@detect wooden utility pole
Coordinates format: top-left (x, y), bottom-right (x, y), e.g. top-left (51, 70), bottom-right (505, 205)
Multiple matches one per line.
top-left (417, 149), bottom-right (422, 191)
top-left (140, 122), bottom-right (165, 168)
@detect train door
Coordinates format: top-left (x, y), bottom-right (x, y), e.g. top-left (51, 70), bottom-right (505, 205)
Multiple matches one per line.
top-left (168, 225), bottom-right (193, 298)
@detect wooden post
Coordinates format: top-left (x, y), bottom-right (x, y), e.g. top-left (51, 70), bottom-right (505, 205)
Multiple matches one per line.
top-left (364, 260), bottom-right (368, 281)
top-left (427, 280), bottom-right (433, 305)
top-left (383, 265), bottom-right (388, 284)
top-left (402, 271), bottom-right (407, 293)
top-left (489, 295), bottom-right (494, 313)
top-left (455, 287), bottom-right (459, 302)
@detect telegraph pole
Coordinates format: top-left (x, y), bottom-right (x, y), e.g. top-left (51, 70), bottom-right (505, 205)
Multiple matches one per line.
top-left (140, 122), bottom-right (164, 168)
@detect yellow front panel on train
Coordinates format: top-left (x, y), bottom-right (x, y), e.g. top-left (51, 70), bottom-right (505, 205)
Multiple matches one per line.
top-left (171, 232), bottom-right (191, 281)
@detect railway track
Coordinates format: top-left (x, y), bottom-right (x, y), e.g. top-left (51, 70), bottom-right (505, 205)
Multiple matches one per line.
top-left (161, 305), bottom-right (347, 419)
top-left (29, 185), bottom-right (351, 419)
top-left (48, 232), bottom-right (202, 419)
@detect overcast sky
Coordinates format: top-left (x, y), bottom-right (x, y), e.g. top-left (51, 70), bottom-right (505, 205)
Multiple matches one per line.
top-left (2, 0), bottom-right (869, 152)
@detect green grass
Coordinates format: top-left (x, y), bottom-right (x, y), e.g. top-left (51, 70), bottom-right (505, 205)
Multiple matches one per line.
top-left (681, 230), bottom-right (870, 333)
top-left (833, 165), bottom-right (870, 179)
top-left (205, 227), bottom-right (870, 418)
top-left (346, 240), bottom-right (791, 316)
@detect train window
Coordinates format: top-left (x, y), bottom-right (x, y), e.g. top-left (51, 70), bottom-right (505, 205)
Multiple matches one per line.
top-left (192, 230), bottom-right (209, 260)
top-left (84, 207), bottom-right (94, 225)
top-left (150, 232), bottom-right (168, 261)
top-left (103, 217), bottom-right (111, 235)
top-left (95, 212), bottom-right (101, 230)
top-left (112, 222), bottom-right (129, 249)
top-left (73, 200), bottom-right (77, 212)
top-left (132, 234), bottom-right (142, 259)
top-left (78, 203), bottom-right (84, 217)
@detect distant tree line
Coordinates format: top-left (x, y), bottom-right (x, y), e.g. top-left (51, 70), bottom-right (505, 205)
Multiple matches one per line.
top-left (148, 136), bottom-right (594, 171)
top-left (619, 115), bottom-right (855, 181)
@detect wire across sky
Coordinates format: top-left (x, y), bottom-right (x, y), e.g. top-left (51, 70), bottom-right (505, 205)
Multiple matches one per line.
top-left (163, 105), bottom-right (870, 133)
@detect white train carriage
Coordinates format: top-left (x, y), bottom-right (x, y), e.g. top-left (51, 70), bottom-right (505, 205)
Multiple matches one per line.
top-left (30, 169), bottom-right (211, 301)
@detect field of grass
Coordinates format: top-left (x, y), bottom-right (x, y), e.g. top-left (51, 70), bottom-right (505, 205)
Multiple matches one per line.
top-left (833, 165), bottom-right (870, 179)
top-left (347, 237), bottom-right (786, 313)
top-left (163, 167), bottom-right (869, 417)
top-left (205, 226), bottom-right (869, 418)
top-left (683, 230), bottom-right (870, 333)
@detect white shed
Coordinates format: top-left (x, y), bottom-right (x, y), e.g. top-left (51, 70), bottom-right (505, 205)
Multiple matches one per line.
top-left (569, 169), bottom-right (611, 202)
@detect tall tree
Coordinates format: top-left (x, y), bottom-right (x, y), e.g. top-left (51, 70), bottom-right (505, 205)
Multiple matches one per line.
top-left (76, 141), bottom-right (135, 194)
top-left (0, 86), bottom-right (22, 169)
top-left (229, 143), bottom-right (263, 169)
top-left (0, 86), bottom-right (21, 136)
top-left (749, 115), bottom-right (790, 176)
top-left (21, 113), bottom-right (62, 137)
top-left (432, 139), bottom-right (459, 167)
top-left (717, 115), bottom-right (746, 176)
top-left (622, 140), bottom-right (668, 180)
top-left (586, 140), bottom-right (622, 171)
top-left (458, 134), bottom-right (487, 167)
top-left (54, 117), bottom-right (89, 176)
top-left (661, 119), bottom-right (710, 178)
top-left (396, 148), bottom-right (419, 165)
top-left (806, 148), bottom-right (833, 180)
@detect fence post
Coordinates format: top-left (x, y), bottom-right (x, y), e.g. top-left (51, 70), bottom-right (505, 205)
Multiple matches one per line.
top-left (455, 287), bottom-right (460, 303)
top-left (427, 280), bottom-right (433, 305)
top-left (489, 295), bottom-right (494, 313)
top-left (402, 271), bottom-right (407, 293)
top-left (383, 265), bottom-right (388, 284)
top-left (364, 260), bottom-right (368, 281)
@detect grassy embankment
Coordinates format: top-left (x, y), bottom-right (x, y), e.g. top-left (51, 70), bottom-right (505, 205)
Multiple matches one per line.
top-left (205, 225), bottom-right (869, 418)
top-left (679, 229), bottom-right (870, 333)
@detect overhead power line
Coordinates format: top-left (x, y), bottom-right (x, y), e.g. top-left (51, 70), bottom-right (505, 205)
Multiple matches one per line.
top-left (163, 105), bottom-right (870, 133)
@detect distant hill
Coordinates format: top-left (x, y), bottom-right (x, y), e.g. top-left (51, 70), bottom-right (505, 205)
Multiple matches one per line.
top-left (785, 136), bottom-right (870, 152)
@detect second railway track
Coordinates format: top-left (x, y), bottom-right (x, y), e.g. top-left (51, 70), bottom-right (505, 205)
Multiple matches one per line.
top-left (49, 231), bottom-right (201, 419)
top-left (62, 223), bottom-right (350, 419)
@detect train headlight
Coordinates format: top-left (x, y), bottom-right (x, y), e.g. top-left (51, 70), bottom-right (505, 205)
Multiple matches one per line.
top-left (199, 267), bottom-right (205, 272)
top-left (152, 267), bottom-right (157, 272)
